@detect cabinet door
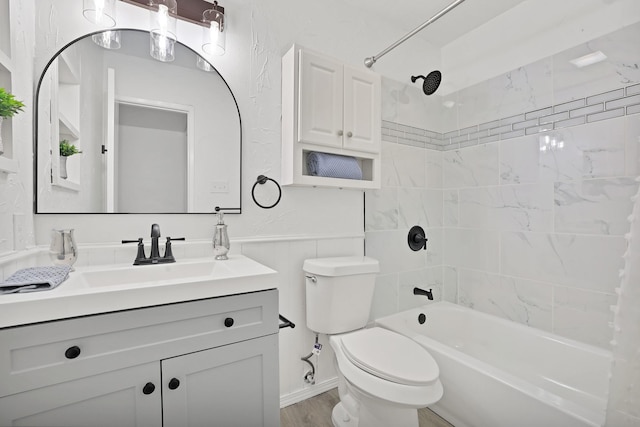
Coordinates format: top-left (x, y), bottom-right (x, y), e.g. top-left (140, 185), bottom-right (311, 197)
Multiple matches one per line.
top-left (343, 65), bottom-right (381, 153)
top-left (0, 362), bottom-right (161, 427)
top-left (163, 334), bottom-right (280, 427)
top-left (298, 49), bottom-right (344, 148)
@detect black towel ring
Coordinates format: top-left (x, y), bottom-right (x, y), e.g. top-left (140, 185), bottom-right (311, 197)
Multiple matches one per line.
top-left (251, 175), bottom-right (282, 209)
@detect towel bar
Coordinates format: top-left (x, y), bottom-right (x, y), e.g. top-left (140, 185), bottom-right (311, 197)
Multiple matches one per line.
top-left (278, 314), bottom-right (296, 329)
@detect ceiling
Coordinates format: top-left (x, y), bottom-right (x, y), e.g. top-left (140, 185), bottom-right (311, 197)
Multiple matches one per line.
top-left (342, 0), bottom-right (529, 48)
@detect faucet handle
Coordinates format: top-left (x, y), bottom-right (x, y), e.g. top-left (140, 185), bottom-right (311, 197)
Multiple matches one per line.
top-left (162, 237), bottom-right (185, 263)
top-left (122, 238), bottom-right (143, 244)
top-left (122, 238), bottom-right (146, 265)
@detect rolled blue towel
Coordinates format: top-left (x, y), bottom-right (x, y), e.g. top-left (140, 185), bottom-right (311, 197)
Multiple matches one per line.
top-left (306, 152), bottom-right (363, 180)
top-left (0, 265), bottom-right (72, 294)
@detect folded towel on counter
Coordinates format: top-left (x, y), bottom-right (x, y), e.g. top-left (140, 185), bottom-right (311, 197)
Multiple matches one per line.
top-left (306, 152), bottom-right (363, 180)
top-left (0, 266), bottom-right (72, 295)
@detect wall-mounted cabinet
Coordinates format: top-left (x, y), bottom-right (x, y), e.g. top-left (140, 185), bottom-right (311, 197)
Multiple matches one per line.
top-left (282, 45), bottom-right (381, 189)
top-left (0, 0), bottom-right (18, 174)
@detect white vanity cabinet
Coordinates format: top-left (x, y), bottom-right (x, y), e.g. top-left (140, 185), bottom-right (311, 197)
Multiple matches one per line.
top-left (0, 361), bottom-right (162, 426)
top-left (282, 45), bottom-right (381, 189)
top-left (162, 334), bottom-right (278, 427)
top-left (0, 289), bottom-right (280, 427)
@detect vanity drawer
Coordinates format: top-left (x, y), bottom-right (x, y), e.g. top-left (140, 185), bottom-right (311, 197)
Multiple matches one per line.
top-left (0, 289), bottom-right (278, 397)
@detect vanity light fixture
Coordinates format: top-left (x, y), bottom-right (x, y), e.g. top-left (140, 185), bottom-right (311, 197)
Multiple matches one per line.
top-left (119, 0), bottom-right (229, 58)
top-left (83, 0), bottom-right (117, 27)
top-left (202, 1), bottom-right (226, 56)
top-left (91, 30), bottom-right (122, 49)
top-left (149, 0), bottom-right (178, 62)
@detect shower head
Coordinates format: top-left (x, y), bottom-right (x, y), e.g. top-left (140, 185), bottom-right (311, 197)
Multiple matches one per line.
top-left (411, 70), bottom-right (442, 95)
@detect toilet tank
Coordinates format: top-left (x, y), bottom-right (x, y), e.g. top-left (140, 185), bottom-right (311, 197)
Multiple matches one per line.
top-left (303, 256), bottom-right (379, 334)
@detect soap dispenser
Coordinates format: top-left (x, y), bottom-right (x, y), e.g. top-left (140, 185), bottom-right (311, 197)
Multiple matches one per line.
top-left (213, 211), bottom-right (230, 260)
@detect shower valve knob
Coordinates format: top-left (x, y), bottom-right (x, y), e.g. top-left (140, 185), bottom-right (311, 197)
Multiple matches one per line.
top-left (408, 226), bottom-right (428, 251)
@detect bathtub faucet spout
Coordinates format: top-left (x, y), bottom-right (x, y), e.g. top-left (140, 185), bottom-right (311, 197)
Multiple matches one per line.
top-left (413, 287), bottom-right (433, 300)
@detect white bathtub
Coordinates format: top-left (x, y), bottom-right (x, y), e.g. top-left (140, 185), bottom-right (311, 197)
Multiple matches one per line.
top-left (375, 302), bottom-right (612, 427)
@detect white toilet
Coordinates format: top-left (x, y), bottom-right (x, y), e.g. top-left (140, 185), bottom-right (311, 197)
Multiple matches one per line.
top-left (303, 256), bottom-right (443, 427)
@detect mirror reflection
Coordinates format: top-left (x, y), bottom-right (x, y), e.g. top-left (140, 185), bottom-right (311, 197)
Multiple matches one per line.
top-left (35, 29), bottom-right (241, 213)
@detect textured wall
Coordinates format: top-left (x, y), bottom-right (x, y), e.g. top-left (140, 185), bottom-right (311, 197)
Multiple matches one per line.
top-left (0, 0), bottom-right (35, 258)
top-left (29, 0), bottom-right (442, 244)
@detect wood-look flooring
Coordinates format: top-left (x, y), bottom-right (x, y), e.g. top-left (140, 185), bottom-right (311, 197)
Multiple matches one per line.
top-left (280, 388), bottom-right (453, 427)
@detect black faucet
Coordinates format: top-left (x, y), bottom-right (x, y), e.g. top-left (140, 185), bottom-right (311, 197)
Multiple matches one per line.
top-left (413, 287), bottom-right (434, 300)
top-left (150, 223), bottom-right (161, 260)
top-left (122, 224), bottom-right (185, 265)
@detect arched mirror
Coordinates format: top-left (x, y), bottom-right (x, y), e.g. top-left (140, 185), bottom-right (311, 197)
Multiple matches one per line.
top-left (35, 29), bottom-right (241, 214)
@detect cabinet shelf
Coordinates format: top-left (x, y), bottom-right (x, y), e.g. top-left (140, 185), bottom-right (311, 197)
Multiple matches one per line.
top-left (0, 156), bottom-right (18, 174)
top-left (58, 112), bottom-right (80, 139)
top-left (52, 176), bottom-right (81, 192)
top-left (47, 49), bottom-right (82, 189)
top-left (0, 50), bottom-right (12, 74)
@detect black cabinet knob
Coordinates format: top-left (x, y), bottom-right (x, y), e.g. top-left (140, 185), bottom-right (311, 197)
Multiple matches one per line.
top-left (64, 345), bottom-right (81, 359)
top-left (168, 378), bottom-right (180, 390)
top-left (224, 317), bottom-right (234, 327)
top-left (142, 382), bottom-right (156, 395)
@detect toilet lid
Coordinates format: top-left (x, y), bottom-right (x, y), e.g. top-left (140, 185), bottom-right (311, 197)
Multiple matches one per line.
top-left (340, 327), bottom-right (439, 386)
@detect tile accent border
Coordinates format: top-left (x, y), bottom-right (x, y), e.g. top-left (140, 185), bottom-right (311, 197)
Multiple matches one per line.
top-left (382, 83), bottom-right (640, 151)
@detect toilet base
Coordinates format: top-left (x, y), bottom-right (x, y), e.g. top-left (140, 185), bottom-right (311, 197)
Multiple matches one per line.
top-left (331, 402), bottom-right (356, 427)
top-left (332, 380), bottom-right (420, 427)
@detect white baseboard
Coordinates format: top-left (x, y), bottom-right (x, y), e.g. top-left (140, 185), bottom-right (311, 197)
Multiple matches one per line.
top-left (280, 377), bottom-right (339, 408)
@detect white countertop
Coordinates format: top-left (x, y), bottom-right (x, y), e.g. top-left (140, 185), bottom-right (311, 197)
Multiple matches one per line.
top-left (0, 254), bottom-right (277, 328)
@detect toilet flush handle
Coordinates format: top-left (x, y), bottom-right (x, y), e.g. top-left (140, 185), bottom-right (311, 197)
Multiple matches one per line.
top-left (305, 275), bottom-right (317, 283)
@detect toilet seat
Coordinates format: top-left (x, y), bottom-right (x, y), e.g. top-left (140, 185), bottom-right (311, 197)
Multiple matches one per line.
top-left (339, 327), bottom-right (439, 386)
top-left (330, 328), bottom-right (443, 407)
top-left (341, 327), bottom-right (440, 386)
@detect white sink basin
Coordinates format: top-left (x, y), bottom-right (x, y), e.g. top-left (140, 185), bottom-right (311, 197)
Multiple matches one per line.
top-left (0, 254), bottom-right (278, 328)
top-left (80, 259), bottom-right (217, 288)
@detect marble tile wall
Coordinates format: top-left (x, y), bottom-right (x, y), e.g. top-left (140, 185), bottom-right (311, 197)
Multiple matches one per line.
top-left (382, 83), bottom-right (640, 152)
top-left (367, 22), bottom-right (640, 349)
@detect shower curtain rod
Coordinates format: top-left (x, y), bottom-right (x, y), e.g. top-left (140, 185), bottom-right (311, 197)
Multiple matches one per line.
top-left (364, 0), bottom-right (467, 68)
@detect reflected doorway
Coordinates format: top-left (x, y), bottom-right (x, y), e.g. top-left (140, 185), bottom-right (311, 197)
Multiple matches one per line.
top-left (107, 98), bottom-right (194, 213)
